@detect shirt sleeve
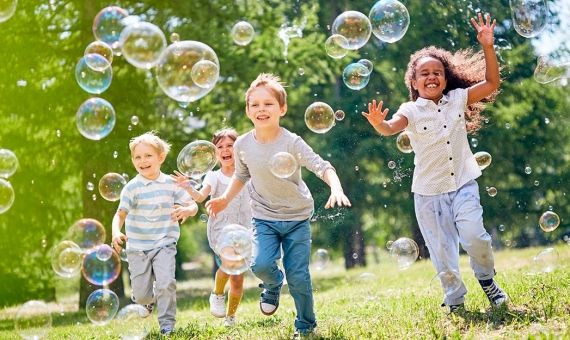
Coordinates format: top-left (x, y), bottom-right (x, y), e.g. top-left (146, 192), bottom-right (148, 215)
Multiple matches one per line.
top-left (393, 102), bottom-right (413, 131)
top-left (450, 88), bottom-right (468, 111)
top-left (174, 185), bottom-right (193, 205)
top-left (202, 171), bottom-right (216, 196)
top-left (293, 135), bottom-right (334, 179)
top-left (118, 185), bottom-right (133, 213)
top-left (233, 139), bottom-right (251, 184)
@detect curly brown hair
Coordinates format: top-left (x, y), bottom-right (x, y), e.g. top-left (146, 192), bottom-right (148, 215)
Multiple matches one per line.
top-left (404, 46), bottom-right (500, 133)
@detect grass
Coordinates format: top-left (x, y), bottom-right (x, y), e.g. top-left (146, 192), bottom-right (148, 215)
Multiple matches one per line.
top-left (1, 245), bottom-right (569, 339)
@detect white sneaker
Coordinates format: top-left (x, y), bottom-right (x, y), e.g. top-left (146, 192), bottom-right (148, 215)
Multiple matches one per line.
top-left (224, 315), bottom-right (236, 327)
top-left (209, 292), bottom-right (226, 318)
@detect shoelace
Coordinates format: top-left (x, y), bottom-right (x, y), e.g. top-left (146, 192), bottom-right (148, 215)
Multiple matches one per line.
top-left (482, 282), bottom-right (504, 302)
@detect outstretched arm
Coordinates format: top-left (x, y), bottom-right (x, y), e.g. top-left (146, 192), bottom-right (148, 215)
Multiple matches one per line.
top-left (467, 12), bottom-right (500, 105)
top-left (171, 170), bottom-right (212, 203)
top-left (362, 100), bottom-right (408, 136)
top-left (322, 168), bottom-right (351, 209)
top-left (205, 177), bottom-right (245, 217)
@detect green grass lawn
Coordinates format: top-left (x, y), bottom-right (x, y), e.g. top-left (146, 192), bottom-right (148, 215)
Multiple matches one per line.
top-left (1, 245), bottom-right (569, 339)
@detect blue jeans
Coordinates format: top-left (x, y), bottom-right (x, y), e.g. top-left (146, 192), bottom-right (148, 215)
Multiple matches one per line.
top-left (251, 218), bottom-right (316, 332)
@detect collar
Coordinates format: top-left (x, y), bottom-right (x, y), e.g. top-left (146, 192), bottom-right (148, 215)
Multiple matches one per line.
top-left (137, 172), bottom-right (168, 185)
top-left (415, 92), bottom-right (450, 107)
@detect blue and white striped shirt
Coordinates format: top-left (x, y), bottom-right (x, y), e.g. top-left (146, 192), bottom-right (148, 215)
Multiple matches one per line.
top-left (119, 172), bottom-right (193, 251)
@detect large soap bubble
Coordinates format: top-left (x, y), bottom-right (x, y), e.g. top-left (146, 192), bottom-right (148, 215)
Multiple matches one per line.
top-left (156, 40), bottom-right (220, 103)
top-left (114, 304), bottom-right (152, 339)
top-left (538, 211), bottom-right (560, 232)
top-left (534, 56), bottom-right (569, 84)
top-left (389, 237), bottom-right (419, 270)
top-left (215, 224), bottom-right (253, 275)
top-left (76, 97), bottom-right (116, 141)
top-left (369, 0), bottom-right (410, 43)
top-left (120, 21), bottom-right (166, 69)
top-left (231, 21), bottom-right (255, 46)
top-left (86, 289), bottom-right (119, 325)
top-left (98, 172), bottom-right (127, 202)
top-left (396, 131), bottom-right (413, 153)
top-left (305, 102), bottom-right (335, 134)
top-left (15, 300), bottom-right (52, 340)
top-left (269, 152), bottom-right (298, 178)
top-left (509, 0), bottom-right (548, 38)
top-left (324, 34), bottom-right (349, 59)
top-left (473, 151), bottom-right (492, 170)
top-left (331, 11), bottom-right (371, 50)
top-left (0, 178), bottom-right (15, 214)
top-left (0, 0), bottom-right (17, 23)
top-left (75, 54), bottom-right (112, 94)
top-left (92, 6), bottom-right (129, 52)
top-left (532, 247), bottom-right (558, 273)
top-left (66, 218), bottom-right (106, 252)
top-left (51, 240), bottom-right (83, 278)
top-left (84, 41), bottom-right (114, 67)
top-left (312, 248), bottom-right (330, 270)
top-left (0, 148), bottom-right (18, 178)
top-left (190, 60), bottom-right (219, 89)
top-left (82, 245), bottom-right (121, 286)
top-left (343, 62), bottom-right (371, 90)
top-left (176, 140), bottom-right (217, 179)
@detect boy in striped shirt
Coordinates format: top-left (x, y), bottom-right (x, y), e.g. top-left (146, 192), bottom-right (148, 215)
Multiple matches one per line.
top-left (112, 131), bottom-right (198, 336)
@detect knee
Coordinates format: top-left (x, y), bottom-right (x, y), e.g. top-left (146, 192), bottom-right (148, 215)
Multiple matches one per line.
top-left (229, 275), bottom-right (244, 293)
top-left (154, 278), bottom-right (176, 295)
top-left (132, 292), bottom-right (154, 305)
top-left (251, 260), bottom-right (274, 276)
top-left (285, 271), bottom-right (311, 292)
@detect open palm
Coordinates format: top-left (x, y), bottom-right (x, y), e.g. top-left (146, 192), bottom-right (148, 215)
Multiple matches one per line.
top-left (470, 13), bottom-right (496, 47)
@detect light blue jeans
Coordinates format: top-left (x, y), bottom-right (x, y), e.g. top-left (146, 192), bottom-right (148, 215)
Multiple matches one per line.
top-left (251, 218), bottom-right (316, 332)
top-left (414, 180), bottom-right (495, 306)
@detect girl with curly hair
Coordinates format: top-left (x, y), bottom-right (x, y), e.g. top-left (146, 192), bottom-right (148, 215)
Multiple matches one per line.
top-left (363, 13), bottom-right (507, 313)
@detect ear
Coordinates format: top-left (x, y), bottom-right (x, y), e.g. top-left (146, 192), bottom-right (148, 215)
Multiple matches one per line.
top-left (280, 103), bottom-right (288, 116)
top-left (412, 79), bottom-right (418, 90)
top-left (158, 152), bottom-right (166, 164)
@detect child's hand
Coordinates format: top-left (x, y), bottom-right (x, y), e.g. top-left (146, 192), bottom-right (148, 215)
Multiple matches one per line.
top-left (172, 202), bottom-right (198, 223)
top-left (471, 12), bottom-right (496, 48)
top-left (112, 232), bottom-right (127, 252)
top-left (205, 196), bottom-right (228, 218)
top-left (170, 170), bottom-right (192, 189)
top-left (362, 100), bottom-right (389, 128)
top-left (325, 189), bottom-right (352, 209)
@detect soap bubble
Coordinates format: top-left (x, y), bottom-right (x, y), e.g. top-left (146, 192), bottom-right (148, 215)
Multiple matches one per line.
top-left (98, 172), bottom-right (127, 202)
top-left (389, 237), bottom-right (419, 270)
top-left (215, 224), bottom-right (253, 275)
top-left (304, 102), bottom-right (335, 134)
top-left (15, 300), bottom-right (52, 340)
top-left (0, 0), bottom-right (18, 23)
top-left (312, 248), bottom-right (330, 270)
top-left (75, 54), bottom-right (112, 94)
top-left (231, 21), bottom-right (255, 46)
top-left (486, 186), bottom-right (497, 197)
top-left (534, 56), bottom-right (569, 84)
top-left (119, 21), bottom-right (166, 69)
top-left (474, 151), bottom-right (492, 170)
top-left (269, 152), bottom-right (298, 178)
top-left (92, 6), bottom-right (129, 52)
top-left (51, 240), bottom-right (83, 278)
top-left (119, 248), bottom-right (128, 262)
top-left (156, 40), bottom-right (220, 103)
top-left (324, 34), bottom-right (349, 59)
top-left (190, 60), bottom-right (219, 89)
top-left (334, 110), bottom-right (346, 121)
top-left (510, 0), bottom-right (548, 38)
top-left (82, 245), bottom-right (121, 286)
top-left (86, 289), bottom-right (119, 325)
top-left (84, 41), bottom-right (113, 67)
top-left (0, 149), bottom-right (18, 178)
top-left (369, 0), bottom-right (410, 43)
top-left (96, 244), bottom-right (114, 261)
top-left (332, 11), bottom-right (372, 50)
top-left (343, 62), bottom-right (370, 90)
top-left (388, 160), bottom-right (396, 169)
top-left (532, 247), bottom-right (558, 273)
top-left (538, 211), bottom-right (560, 232)
top-left (114, 304), bottom-right (152, 339)
top-left (396, 131), bottom-right (413, 153)
top-left (357, 59), bottom-right (373, 76)
top-left (76, 97), bottom-right (116, 140)
top-left (130, 115), bottom-right (139, 125)
top-left (66, 218), bottom-right (106, 252)
top-left (0, 179), bottom-right (15, 214)
top-left (177, 140), bottom-right (217, 179)
top-left (170, 32), bottom-right (180, 43)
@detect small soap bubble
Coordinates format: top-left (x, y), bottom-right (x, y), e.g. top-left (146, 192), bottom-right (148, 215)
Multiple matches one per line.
top-left (334, 110), bottom-right (345, 121)
top-left (130, 115), bottom-right (139, 125)
top-left (231, 21), bottom-right (255, 46)
top-left (539, 211), bottom-right (560, 232)
top-left (388, 161), bottom-right (396, 169)
top-left (486, 186), bottom-right (497, 197)
top-left (524, 166), bottom-right (532, 174)
top-left (312, 248), bottom-right (330, 270)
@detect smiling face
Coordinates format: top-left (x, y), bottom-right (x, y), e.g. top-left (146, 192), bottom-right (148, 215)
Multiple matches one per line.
top-left (131, 142), bottom-right (165, 180)
top-left (246, 86), bottom-right (287, 129)
top-left (215, 136), bottom-right (235, 168)
top-left (412, 57), bottom-right (447, 103)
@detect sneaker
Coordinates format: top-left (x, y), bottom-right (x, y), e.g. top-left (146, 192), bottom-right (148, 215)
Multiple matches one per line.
top-left (224, 315), bottom-right (236, 327)
top-left (160, 328), bottom-right (174, 336)
top-left (143, 303), bottom-right (154, 317)
top-left (293, 328), bottom-right (314, 339)
top-left (479, 279), bottom-right (508, 307)
top-left (441, 302), bottom-right (465, 313)
top-left (209, 292), bottom-right (226, 318)
top-left (259, 283), bottom-right (281, 316)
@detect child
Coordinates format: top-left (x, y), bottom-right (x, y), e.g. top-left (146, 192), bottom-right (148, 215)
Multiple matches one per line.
top-left (111, 131), bottom-right (198, 335)
top-left (363, 13), bottom-right (507, 313)
top-left (206, 73), bottom-right (351, 337)
top-left (171, 128), bottom-right (252, 327)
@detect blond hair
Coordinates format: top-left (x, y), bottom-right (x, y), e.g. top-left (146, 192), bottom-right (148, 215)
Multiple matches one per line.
top-left (129, 131), bottom-right (171, 156)
top-left (245, 73), bottom-right (287, 108)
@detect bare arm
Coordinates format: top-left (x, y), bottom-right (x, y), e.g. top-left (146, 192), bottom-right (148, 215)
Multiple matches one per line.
top-left (171, 170), bottom-right (212, 203)
top-left (467, 13), bottom-right (500, 105)
top-left (322, 168), bottom-right (351, 208)
top-left (111, 209), bottom-right (128, 252)
top-left (362, 100), bottom-right (408, 136)
top-left (205, 177), bottom-right (245, 217)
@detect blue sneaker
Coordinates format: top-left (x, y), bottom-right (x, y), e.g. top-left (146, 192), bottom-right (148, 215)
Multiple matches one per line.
top-left (259, 283), bottom-right (281, 316)
top-left (160, 327), bottom-right (174, 337)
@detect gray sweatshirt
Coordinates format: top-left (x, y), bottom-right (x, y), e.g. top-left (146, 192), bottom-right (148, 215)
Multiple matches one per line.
top-left (234, 127), bottom-right (334, 221)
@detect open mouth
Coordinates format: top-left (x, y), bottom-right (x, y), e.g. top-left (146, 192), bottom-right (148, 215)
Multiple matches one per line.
top-left (221, 155), bottom-right (232, 161)
top-left (426, 83), bottom-right (438, 88)
top-left (256, 114), bottom-right (270, 121)
top-left (140, 165), bottom-right (151, 170)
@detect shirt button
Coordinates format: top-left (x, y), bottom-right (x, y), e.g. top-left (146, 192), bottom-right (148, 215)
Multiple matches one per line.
top-left (459, 114), bottom-right (462, 117)
top-left (449, 157), bottom-right (453, 160)
top-left (451, 172), bottom-right (454, 176)
top-left (438, 109), bottom-right (441, 112)
top-left (444, 125), bottom-right (447, 128)
top-left (424, 127), bottom-right (427, 130)
top-left (447, 141), bottom-right (450, 144)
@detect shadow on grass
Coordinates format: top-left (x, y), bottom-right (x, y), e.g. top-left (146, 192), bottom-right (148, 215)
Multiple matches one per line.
top-left (451, 304), bottom-right (542, 329)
